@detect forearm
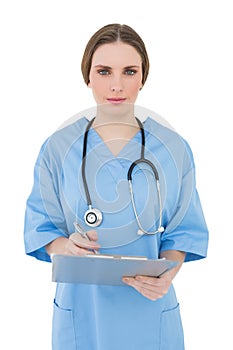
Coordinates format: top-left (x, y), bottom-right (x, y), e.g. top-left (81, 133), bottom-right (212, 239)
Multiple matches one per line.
top-left (45, 231), bottom-right (100, 257)
top-left (45, 237), bottom-right (69, 256)
top-left (159, 250), bottom-right (186, 279)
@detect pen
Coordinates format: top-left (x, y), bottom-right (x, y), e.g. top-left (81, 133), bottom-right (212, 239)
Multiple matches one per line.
top-left (73, 222), bottom-right (98, 254)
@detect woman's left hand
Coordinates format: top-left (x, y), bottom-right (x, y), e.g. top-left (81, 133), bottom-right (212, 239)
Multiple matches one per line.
top-left (122, 273), bottom-right (172, 301)
top-left (122, 250), bottom-right (186, 301)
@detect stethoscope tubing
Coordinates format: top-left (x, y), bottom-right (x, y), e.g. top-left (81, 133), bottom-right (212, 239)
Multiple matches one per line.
top-left (81, 117), bottom-right (164, 234)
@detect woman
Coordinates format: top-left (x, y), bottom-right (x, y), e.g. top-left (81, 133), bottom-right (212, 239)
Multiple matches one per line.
top-left (24, 24), bottom-right (208, 349)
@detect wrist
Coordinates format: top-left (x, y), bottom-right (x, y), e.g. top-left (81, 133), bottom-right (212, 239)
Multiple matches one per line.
top-left (45, 237), bottom-right (69, 256)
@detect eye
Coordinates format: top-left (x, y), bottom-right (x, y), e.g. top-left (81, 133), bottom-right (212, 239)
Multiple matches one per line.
top-left (97, 69), bottom-right (110, 76)
top-left (125, 69), bottom-right (137, 76)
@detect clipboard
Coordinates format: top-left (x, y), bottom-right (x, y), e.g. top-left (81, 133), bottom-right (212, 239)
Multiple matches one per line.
top-left (52, 254), bottom-right (179, 286)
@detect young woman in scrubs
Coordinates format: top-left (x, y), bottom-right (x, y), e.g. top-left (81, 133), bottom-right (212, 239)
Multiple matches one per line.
top-left (24, 24), bottom-right (209, 349)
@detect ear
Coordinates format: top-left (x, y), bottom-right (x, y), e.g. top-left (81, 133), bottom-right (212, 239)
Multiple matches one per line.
top-left (87, 79), bottom-right (91, 88)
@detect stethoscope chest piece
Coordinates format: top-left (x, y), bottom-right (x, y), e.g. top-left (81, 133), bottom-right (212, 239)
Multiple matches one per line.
top-left (84, 207), bottom-right (103, 227)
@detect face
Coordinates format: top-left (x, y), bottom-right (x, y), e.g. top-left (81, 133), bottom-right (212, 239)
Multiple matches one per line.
top-left (88, 42), bottom-right (143, 106)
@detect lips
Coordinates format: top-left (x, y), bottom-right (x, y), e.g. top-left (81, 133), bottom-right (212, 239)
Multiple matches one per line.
top-left (107, 97), bottom-right (126, 104)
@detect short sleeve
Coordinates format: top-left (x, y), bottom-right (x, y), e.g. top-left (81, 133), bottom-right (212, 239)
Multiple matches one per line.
top-left (160, 142), bottom-right (209, 262)
top-left (24, 141), bottom-right (68, 262)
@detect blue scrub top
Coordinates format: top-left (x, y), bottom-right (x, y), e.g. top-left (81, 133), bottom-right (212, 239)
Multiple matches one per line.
top-left (24, 117), bottom-right (208, 350)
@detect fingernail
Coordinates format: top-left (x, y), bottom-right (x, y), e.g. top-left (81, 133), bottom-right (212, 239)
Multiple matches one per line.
top-left (123, 277), bottom-right (129, 283)
top-left (136, 276), bottom-right (142, 281)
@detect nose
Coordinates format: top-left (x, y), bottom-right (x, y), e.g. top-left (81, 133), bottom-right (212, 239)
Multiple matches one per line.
top-left (110, 75), bottom-right (123, 92)
top-left (111, 86), bottom-right (123, 92)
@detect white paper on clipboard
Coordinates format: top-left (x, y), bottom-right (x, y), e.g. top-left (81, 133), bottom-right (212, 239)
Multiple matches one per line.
top-left (52, 254), bottom-right (179, 286)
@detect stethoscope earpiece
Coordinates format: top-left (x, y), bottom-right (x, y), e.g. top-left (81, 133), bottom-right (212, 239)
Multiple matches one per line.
top-left (137, 229), bottom-right (144, 236)
top-left (137, 226), bottom-right (165, 236)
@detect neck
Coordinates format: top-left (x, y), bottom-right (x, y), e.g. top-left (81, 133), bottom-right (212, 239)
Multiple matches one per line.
top-left (91, 105), bottom-right (140, 156)
top-left (93, 103), bottom-right (138, 129)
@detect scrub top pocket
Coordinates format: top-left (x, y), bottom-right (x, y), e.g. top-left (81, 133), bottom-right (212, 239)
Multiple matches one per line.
top-left (160, 303), bottom-right (184, 350)
top-left (52, 300), bottom-right (76, 350)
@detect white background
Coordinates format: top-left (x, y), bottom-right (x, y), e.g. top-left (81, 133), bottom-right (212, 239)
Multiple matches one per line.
top-left (1, 0), bottom-right (232, 348)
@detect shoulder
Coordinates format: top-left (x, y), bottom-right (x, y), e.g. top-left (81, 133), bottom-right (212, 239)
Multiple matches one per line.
top-left (144, 116), bottom-right (181, 140)
top-left (144, 116), bottom-right (195, 169)
top-left (37, 116), bottom-right (89, 164)
top-left (50, 116), bottom-right (88, 144)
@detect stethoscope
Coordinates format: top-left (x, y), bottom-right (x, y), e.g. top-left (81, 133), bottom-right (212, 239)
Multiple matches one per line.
top-left (81, 117), bottom-right (164, 235)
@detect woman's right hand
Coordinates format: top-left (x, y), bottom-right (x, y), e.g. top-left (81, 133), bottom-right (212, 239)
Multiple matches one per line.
top-left (68, 230), bottom-right (100, 255)
top-left (45, 230), bottom-right (100, 256)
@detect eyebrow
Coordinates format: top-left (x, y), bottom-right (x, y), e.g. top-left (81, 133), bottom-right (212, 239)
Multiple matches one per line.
top-left (94, 64), bottom-right (140, 69)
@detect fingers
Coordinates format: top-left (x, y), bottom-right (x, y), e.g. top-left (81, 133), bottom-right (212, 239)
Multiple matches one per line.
top-left (86, 230), bottom-right (98, 241)
top-left (122, 275), bottom-right (171, 301)
top-left (65, 239), bottom-right (91, 256)
top-left (69, 231), bottom-right (100, 255)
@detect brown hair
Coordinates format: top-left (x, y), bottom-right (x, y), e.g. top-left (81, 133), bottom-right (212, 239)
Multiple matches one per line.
top-left (81, 23), bottom-right (150, 86)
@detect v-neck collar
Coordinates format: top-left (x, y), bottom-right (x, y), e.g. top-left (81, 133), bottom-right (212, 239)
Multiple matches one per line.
top-left (85, 123), bottom-right (142, 182)
top-left (86, 118), bottom-right (151, 159)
